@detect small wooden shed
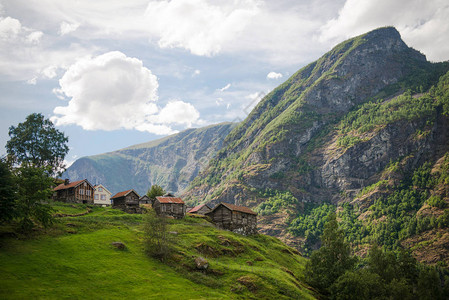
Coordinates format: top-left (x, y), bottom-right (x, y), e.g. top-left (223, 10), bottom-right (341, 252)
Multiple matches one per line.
top-left (187, 204), bottom-right (211, 215)
top-left (153, 195), bottom-right (185, 219)
top-left (139, 195), bottom-right (152, 205)
top-left (111, 189), bottom-right (141, 213)
top-left (206, 203), bottom-right (257, 235)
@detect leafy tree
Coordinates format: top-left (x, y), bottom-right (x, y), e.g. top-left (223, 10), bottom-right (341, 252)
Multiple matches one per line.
top-left (14, 165), bottom-right (55, 231)
top-left (0, 158), bottom-right (16, 223)
top-left (305, 213), bottom-right (356, 294)
top-left (147, 184), bottom-right (165, 200)
top-left (330, 269), bottom-right (384, 300)
top-left (6, 113), bottom-right (69, 176)
top-left (143, 209), bottom-right (170, 261)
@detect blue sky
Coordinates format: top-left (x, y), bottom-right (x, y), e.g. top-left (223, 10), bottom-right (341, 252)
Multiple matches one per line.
top-left (1, 0), bottom-right (448, 166)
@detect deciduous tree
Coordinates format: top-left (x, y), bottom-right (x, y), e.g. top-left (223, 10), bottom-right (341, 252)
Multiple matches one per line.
top-left (6, 113), bottom-right (69, 176)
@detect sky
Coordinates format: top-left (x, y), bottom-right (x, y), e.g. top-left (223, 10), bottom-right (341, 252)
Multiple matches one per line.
top-left (1, 0), bottom-right (448, 167)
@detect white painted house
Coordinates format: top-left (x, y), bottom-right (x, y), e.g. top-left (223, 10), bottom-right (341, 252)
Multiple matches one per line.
top-left (94, 184), bottom-right (112, 206)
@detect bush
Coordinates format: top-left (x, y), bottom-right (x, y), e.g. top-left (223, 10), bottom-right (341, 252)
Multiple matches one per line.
top-left (143, 210), bottom-right (171, 261)
top-left (427, 195), bottom-right (446, 208)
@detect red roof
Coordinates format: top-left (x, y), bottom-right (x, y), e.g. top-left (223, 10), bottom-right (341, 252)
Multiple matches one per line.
top-left (210, 202), bottom-right (257, 215)
top-left (156, 196), bottom-right (184, 204)
top-left (111, 189), bottom-right (139, 199)
top-left (54, 179), bottom-right (88, 191)
top-left (188, 204), bottom-right (210, 213)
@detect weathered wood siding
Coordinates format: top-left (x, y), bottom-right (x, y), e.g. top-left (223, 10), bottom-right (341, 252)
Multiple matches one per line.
top-left (196, 205), bottom-right (211, 215)
top-left (153, 201), bottom-right (185, 219)
top-left (207, 205), bottom-right (257, 235)
top-left (54, 182), bottom-right (94, 204)
top-left (112, 191), bottom-right (141, 213)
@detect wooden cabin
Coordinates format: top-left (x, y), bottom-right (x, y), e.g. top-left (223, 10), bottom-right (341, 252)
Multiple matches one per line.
top-left (206, 203), bottom-right (257, 235)
top-left (153, 195), bottom-right (185, 219)
top-left (93, 184), bottom-right (112, 206)
top-left (53, 179), bottom-right (94, 204)
top-left (139, 195), bottom-right (152, 205)
top-left (187, 204), bottom-right (211, 215)
top-left (111, 189), bottom-right (141, 213)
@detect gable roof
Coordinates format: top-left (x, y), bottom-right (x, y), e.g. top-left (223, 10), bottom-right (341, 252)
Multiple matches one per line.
top-left (156, 196), bottom-right (184, 204)
top-left (54, 179), bottom-right (93, 191)
top-left (188, 204), bottom-right (211, 213)
top-left (94, 184), bottom-right (112, 195)
top-left (111, 189), bottom-right (140, 199)
top-left (208, 202), bottom-right (257, 215)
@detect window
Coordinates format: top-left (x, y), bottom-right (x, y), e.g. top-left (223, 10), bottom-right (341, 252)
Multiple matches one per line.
top-left (98, 187), bottom-right (103, 192)
top-left (86, 190), bottom-right (91, 196)
top-left (79, 189), bottom-right (84, 195)
top-left (101, 195), bottom-right (106, 200)
top-left (94, 194), bottom-right (99, 200)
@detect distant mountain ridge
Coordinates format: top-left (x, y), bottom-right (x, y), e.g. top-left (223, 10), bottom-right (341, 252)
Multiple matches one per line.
top-left (63, 122), bottom-right (236, 195)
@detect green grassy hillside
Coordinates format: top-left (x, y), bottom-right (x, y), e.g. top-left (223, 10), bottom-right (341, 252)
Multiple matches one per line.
top-left (0, 203), bottom-right (316, 299)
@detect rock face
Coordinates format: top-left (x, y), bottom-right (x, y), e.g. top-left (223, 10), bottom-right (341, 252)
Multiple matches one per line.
top-left (183, 27), bottom-right (438, 206)
top-left (181, 27), bottom-right (449, 257)
top-left (63, 123), bottom-right (235, 195)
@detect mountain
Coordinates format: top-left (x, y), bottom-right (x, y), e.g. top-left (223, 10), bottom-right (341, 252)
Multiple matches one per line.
top-left (183, 27), bottom-right (449, 262)
top-left (64, 122), bottom-right (236, 195)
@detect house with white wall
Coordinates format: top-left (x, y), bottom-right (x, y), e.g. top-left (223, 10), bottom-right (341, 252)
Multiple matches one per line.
top-left (94, 184), bottom-right (112, 206)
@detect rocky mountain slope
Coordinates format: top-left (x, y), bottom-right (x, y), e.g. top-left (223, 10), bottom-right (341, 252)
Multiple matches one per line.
top-left (64, 122), bottom-right (235, 195)
top-left (182, 27), bottom-right (449, 263)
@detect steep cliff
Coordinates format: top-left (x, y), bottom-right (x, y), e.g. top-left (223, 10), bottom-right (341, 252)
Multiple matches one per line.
top-left (184, 27), bottom-right (445, 205)
top-left (182, 27), bottom-right (449, 263)
top-left (64, 122), bottom-right (235, 195)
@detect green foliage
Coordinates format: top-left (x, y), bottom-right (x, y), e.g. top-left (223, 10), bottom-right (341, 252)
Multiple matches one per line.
top-left (427, 195), bottom-right (446, 208)
top-left (14, 165), bottom-right (55, 232)
top-left (146, 184), bottom-right (165, 199)
top-left (289, 203), bottom-right (335, 254)
top-left (255, 189), bottom-right (298, 216)
top-left (356, 180), bottom-right (388, 198)
top-left (308, 235), bottom-right (449, 299)
top-left (6, 113), bottom-right (69, 176)
top-left (330, 269), bottom-right (384, 300)
top-left (337, 135), bottom-right (363, 148)
top-left (305, 213), bottom-right (356, 294)
top-left (0, 158), bottom-right (16, 223)
top-left (143, 210), bottom-right (171, 261)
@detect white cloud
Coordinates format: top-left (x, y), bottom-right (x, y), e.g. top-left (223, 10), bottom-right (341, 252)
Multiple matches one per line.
top-left (153, 100), bottom-right (200, 127)
top-left (192, 69), bottom-right (201, 77)
top-left (59, 21), bottom-right (80, 36)
top-left (0, 16), bottom-right (43, 43)
top-left (320, 0), bottom-right (449, 61)
top-left (144, 0), bottom-right (261, 56)
top-left (51, 51), bottom-right (201, 134)
top-left (218, 83), bottom-right (231, 92)
top-left (51, 51), bottom-right (161, 132)
top-left (42, 66), bottom-right (58, 79)
top-left (27, 77), bottom-right (37, 85)
top-left (216, 97), bottom-right (224, 106)
top-left (266, 71), bottom-right (282, 79)
top-left (0, 13), bottom-right (95, 81)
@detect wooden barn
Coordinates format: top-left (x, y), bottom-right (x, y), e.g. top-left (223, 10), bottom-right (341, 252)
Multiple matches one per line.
top-left (187, 204), bottom-right (211, 215)
top-left (139, 195), bottom-right (152, 205)
top-left (206, 203), bottom-right (257, 235)
top-left (111, 189), bottom-right (141, 213)
top-left (53, 179), bottom-right (94, 204)
top-left (153, 195), bottom-right (185, 219)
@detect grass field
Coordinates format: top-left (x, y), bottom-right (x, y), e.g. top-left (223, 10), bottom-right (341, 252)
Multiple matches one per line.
top-left (0, 203), bottom-right (316, 299)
